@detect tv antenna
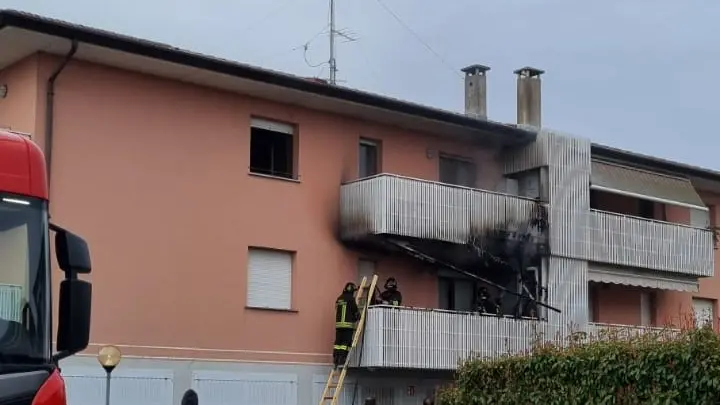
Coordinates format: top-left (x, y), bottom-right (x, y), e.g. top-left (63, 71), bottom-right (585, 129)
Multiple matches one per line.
top-left (328, 0), bottom-right (357, 84)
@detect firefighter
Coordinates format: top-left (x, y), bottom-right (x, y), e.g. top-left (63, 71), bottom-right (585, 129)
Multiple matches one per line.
top-left (378, 277), bottom-right (402, 306)
top-left (476, 286), bottom-right (491, 314)
top-left (334, 282), bottom-right (360, 368)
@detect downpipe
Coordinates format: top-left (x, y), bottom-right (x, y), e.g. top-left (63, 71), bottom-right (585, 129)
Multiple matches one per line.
top-left (45, 40), bottom-right (78, 194)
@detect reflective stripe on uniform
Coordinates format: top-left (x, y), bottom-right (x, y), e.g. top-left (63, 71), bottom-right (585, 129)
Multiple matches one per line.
top-left (333, 345), bottom-right (349, 351)
top-left (336, 299), bottom-right (354, 328)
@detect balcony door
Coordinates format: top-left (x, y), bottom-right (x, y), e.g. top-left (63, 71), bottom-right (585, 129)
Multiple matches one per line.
top-left (438, 275), bottom-right (475, 312)
top-left (439, 155), bottom-right (476, 188)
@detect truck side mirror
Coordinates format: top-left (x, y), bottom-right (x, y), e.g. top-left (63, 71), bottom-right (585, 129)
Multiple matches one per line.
top-left (51, 224), bottom-right (93, 360)
top-left (56, 278), bottom-right (92, 356)
top-left (54, 227), bottom-right (92, 274)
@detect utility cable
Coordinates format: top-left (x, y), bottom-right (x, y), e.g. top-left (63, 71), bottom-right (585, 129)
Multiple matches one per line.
top-left (374, 0), bottom-right (462, 79)
top-left (303, 24), bottom-right (332, 68)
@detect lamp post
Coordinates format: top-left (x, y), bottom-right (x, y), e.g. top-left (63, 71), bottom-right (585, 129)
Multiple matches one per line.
top-left (97, 345), bottom-right (122, 405)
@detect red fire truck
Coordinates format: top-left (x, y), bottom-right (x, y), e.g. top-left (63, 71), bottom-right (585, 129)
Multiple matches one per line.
top-left (0, 130), bottom-right (92, 405)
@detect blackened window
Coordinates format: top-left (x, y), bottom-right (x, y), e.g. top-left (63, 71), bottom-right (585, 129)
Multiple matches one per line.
top-left (439, 155), bottom-right (477, 188)
top-left (250, 119), bottom-right (295, 179)
top-left (638, 199), bottom-right (655, 219)
top-left (359, 139), bottom-right (379, 178)
top-left (438, 277), bottom-right (475, 311)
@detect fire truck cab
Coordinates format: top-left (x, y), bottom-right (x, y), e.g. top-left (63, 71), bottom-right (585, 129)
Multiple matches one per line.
top-left (0, 130), bottom-right (92, 405)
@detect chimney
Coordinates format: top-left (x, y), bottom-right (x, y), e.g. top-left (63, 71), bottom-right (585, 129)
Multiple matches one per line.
top-left (461, 64), bottom-right (490, 119)
top-left (514, 66), bottom-right (544, 128)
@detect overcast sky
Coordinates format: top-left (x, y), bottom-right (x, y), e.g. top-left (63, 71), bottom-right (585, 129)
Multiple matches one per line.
top-left (2, 0), bottom-right (719, 169)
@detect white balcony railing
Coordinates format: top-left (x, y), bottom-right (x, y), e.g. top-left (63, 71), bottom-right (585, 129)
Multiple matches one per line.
top-left (340, 174), bottom-right (540, 245)
top-left (586, 322), bottom-right (680, 339)
top-left (350, 307), bottom-right (684, 370)
top-left (587, 209), bottom-right (714, 277)
top-left (351, 306), bottom-right (558, 370)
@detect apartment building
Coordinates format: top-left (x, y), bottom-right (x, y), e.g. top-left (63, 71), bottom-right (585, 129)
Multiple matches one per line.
top-left (0, 9), bottom-right (718, 405)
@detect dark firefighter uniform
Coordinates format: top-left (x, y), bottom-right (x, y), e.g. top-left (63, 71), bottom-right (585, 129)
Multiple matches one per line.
top-left (378, 277), bottom-right (402, 306)
top-left (334, 282), bottom-right (360, 368)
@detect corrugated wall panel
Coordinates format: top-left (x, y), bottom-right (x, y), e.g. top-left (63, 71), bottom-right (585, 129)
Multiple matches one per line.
top-left (503, 135), bottom-right (550, 173)
top-left (545, 256), bottom-right (588, 329)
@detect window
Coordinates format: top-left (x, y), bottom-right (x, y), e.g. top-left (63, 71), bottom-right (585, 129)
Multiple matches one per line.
top-left (637, 199), bottom-right (655, 220)
top-left (247, 247), bottom-right (293, 310)
top-left (439, 155), bottom-right (476, 188)
top-left (693, 297), bottom-right (715, 328)
top-left (357, 259), bottom-right (376, 285)
top-left (517, 170), bottom-right (540, 199)
top-left (640, 290), bottom-right (655, 326)
top-left (249, 118), bottom-right (296, 179)
top-left (359, 139), bottom-right (379, 178)
top-left (690, 208), bottom-right (710, 228)
top-left (0, 193), bottom-right (49, 360)
top-left (589, 189), bottom-right (599, 209)
top-left (588, 284), bottom-right (596, 322)
top-left (438, 276), bottom-right (475, 312)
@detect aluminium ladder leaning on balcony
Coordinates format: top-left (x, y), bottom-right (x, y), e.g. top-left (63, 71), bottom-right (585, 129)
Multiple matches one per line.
top-left (319, 274), bottom-right (379, 405)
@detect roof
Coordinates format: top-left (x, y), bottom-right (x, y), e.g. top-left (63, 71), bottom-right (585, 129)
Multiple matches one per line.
top-left (0, 9), bottom-right (535, 147)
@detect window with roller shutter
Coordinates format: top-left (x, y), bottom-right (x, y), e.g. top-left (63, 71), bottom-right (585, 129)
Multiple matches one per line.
top-left (693, 298), bottom-right (715, 328)
top-left (247, 247), bottom-right (294, 310)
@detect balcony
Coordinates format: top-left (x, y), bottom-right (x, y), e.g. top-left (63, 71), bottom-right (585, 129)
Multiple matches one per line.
top-left (340, 174), bottom-right (540, 244)
top-left (587, 210), bottom-right (714, 277)
top-left (351, 306), bottom-right (557, 370)
top-left (350, 307), bottom-right (682, 370)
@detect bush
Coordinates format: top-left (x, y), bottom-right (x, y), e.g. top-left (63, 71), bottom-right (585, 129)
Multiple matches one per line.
top-left (438, 326), bottom-right (720, 405)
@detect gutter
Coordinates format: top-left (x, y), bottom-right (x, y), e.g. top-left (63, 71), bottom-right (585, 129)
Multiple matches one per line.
top-left (45, 40), bottom-right (78, 193)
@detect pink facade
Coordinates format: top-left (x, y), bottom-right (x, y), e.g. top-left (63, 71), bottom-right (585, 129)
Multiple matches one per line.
top-left (0, 53), bottom-right (507, 365)
top-left (0, 52), bottom-right (718, 366)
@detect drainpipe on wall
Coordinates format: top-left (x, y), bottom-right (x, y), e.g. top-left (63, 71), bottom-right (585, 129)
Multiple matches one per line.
top-left (45, 40), bottom-right (78, 195)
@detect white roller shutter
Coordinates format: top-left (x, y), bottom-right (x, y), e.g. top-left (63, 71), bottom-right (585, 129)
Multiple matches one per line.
top-left (690, 208), bottom-right (710, 228)
top-left (693, 298), bottom-right (714, 328)
top-left (250, 118), bottom-right (294, 134)
top-left (247, 248), bottom-right (293, 310)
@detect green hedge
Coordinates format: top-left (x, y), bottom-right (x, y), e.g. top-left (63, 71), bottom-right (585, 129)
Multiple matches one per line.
top-left (438, 327), bottom-right (720, 405)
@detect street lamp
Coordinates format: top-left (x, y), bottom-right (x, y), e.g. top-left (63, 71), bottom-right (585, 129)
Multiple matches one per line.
top-left (97, 345), bottom-right (122, 405)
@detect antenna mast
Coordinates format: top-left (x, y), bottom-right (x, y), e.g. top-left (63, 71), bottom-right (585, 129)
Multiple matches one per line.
top-left (329, 0), bottom-right (337, 84)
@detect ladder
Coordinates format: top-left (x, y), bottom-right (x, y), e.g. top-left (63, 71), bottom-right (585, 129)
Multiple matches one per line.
top-left (319, 274), bottom-right (379, 405)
